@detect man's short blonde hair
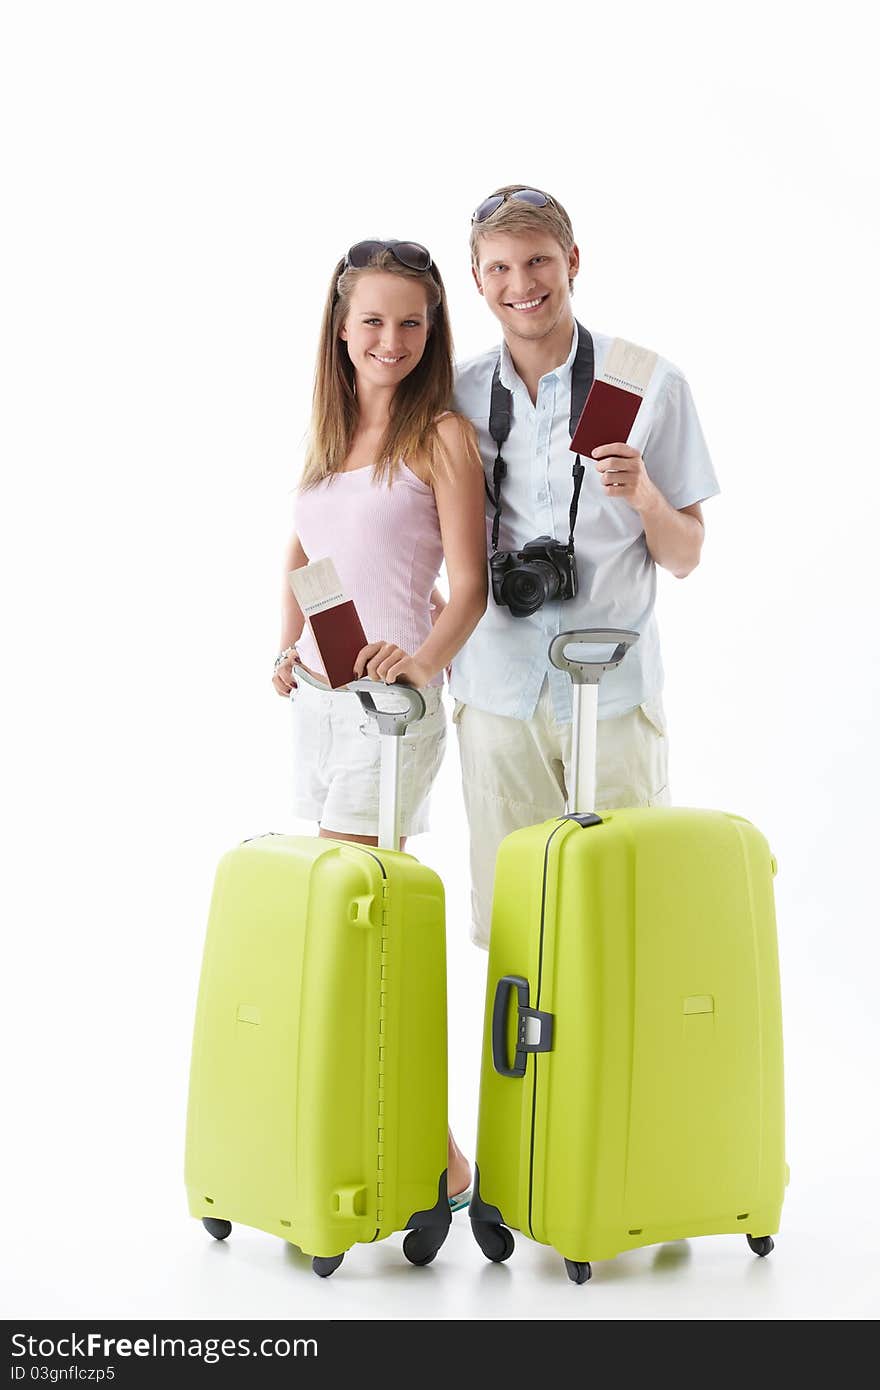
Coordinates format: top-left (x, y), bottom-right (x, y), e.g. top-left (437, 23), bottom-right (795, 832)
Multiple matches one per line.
top-left (469, 184), bottom-right (575, 266)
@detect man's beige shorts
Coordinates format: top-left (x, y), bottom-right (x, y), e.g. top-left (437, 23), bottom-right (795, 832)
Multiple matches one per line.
top-left (454, 679), bottom-right (670, 949)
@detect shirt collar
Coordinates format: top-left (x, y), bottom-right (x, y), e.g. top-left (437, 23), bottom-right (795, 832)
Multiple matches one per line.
top-left (498, 320), bottom-right (579, 393)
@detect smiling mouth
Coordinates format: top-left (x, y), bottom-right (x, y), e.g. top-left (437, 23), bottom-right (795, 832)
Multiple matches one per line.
top-left (505, 294), bottom-right (549, 312)
top-left (369, 353), bottom-right (406, 365)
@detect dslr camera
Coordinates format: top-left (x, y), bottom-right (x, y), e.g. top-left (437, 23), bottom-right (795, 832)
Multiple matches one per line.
top-left (490, 535), bottom-right (578, 617)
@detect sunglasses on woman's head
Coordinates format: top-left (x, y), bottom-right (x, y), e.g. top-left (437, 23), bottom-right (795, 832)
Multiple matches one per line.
top-left (471, 188), bottom-right (554, 224)
top-left (344, 240), bottom-right (433, 272)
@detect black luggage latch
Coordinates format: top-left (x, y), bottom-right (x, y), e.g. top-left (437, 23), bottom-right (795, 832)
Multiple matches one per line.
top-left (492, 975), bottom-right (554, 1078)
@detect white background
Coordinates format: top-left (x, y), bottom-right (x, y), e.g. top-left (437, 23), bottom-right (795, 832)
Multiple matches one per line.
top-left (2, 0), bottom-right (878, 1324)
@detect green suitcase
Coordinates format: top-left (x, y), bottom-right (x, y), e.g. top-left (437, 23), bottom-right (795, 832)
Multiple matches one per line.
top-left (185, 677), bottom-right (450, 1276)
top-left (470, 631), bottom-right (787, 1283)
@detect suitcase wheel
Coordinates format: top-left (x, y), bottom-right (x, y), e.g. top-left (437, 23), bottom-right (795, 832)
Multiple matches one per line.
top-left (201, 1217), bottom-right (232, 1241)
top-left (564, 1259), bottom-right (592, 1285)
top-left (312, 1254), bottom-right (345, 1278)
top-left (472, 1220), bottom-right (515, 1264)
top-left (403, 1227), bottom-right (446, 1267)
top-left (746, 1234), bottom-right (775, 1257)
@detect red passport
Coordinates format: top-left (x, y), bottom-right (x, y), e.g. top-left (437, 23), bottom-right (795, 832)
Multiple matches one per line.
top-left (570, 338), bottom-right (658, 457)
top-left (307, 601), bottom-right (368, 688)
top-left (288, 558), bottom-right (368, 689)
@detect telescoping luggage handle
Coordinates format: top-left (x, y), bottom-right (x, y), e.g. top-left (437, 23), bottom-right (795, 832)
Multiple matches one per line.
top-left (490, 632), bottom-right (640, 1083)
top-left (548, 628), bottom-right (640, 816)
top-left (492, 975), bottom-right (554, 1078)
top-left (294, 667), bottom-right (426, 851)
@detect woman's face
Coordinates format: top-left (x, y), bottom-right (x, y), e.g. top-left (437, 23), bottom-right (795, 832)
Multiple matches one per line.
top-left (339, 271), bottom-right (430, 391)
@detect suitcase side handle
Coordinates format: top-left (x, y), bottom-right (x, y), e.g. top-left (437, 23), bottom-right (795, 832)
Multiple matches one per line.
top-left (548, 628), bottom-right (639, 685)
top-left (492, 975), bottom-right (554, 1078)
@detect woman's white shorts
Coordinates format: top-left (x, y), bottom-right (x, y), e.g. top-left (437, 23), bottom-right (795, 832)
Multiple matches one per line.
top-left (289, 678), bottom-right (446, 838)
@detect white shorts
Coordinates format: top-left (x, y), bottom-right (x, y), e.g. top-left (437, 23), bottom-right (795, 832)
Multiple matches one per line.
top-left (455, 679), bottom-right (670, 949)
top-left (290, 678), bottom-right (446, 838)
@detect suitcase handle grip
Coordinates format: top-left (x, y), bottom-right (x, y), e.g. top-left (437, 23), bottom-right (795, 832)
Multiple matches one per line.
top-left (348, 678), bottom-right (426, 735)
top-left (548, 629), bottom-right (639, 685)
top-left (295, 666), bottom-right (427, 733)
top-left (492, 975), bottom-right (554, 1078)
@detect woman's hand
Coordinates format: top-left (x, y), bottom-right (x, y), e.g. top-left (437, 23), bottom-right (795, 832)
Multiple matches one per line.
top-left (272, 650), bottom-right (300, 697)
top-left (354, 641), bottom-right (431, 688)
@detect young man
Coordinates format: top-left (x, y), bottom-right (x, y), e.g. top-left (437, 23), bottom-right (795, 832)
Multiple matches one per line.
top-left (451, 184), bottom-right (719, 949)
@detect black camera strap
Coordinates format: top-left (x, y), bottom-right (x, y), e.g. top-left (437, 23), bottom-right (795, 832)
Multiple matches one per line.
top-left (487, 320), bottom-right (594, 554)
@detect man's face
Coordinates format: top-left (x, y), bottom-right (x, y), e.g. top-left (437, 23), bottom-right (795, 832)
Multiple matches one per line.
top-left (472, 232), bottom-right (579, 342)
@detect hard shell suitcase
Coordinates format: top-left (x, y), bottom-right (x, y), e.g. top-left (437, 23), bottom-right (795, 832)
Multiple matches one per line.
top-left (185, 675), bottom-right (451, 1276)
top-left (470, 631), bottom-right (786, 1284)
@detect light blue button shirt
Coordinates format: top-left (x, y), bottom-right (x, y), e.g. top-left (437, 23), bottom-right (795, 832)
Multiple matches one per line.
top-left (450, 324), bottom-right (720, 721)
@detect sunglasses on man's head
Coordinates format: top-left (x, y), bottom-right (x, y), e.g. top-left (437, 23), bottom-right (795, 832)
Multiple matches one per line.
top-left (471, 188), bottom-right (553, 224)
top-left (344, 240), bottom-right (433, 272)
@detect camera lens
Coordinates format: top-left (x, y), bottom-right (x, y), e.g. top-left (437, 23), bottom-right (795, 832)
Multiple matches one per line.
top-left (501, 561), bottom-right (558, 616)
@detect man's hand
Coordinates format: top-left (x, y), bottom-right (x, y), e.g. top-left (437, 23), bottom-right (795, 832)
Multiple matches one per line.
top-left (592, 443), bottom-right (659, 515)
top-left (592, 446), bottom-right (706, 577)
top-left (354, 641), bottom-right (432, 688)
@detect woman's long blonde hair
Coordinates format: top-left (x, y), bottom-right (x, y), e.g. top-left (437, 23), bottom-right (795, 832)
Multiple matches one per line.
top-left (301, 247), bottom-right (468, 488)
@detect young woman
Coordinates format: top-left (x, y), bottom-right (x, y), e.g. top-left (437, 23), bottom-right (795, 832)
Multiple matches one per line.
top-left (271, 240), bottom-right (487, 1207)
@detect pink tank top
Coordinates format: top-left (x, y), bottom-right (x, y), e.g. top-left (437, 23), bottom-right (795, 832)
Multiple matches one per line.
top-left (293, 462), bottom-right (445, 688)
